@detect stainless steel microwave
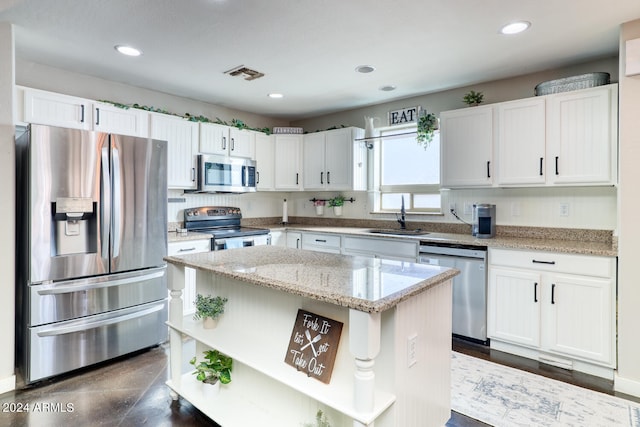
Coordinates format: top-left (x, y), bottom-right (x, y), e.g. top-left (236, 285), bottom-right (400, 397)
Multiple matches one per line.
top-left (194, 154), bottom-right (257, 193)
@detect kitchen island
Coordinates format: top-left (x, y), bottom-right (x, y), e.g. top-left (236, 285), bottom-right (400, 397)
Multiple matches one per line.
top-left (164, 246), bottom-right (458, 427)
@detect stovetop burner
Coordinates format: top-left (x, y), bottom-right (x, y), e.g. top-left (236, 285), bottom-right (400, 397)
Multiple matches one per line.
top-left (183, 206), bottom-right (270, 239)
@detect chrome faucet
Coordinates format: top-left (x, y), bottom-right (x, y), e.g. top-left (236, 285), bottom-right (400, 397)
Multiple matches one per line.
top-left (397, 195), bottom-right (406, 229)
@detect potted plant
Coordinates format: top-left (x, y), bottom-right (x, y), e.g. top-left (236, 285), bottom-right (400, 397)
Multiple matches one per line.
top-left (313, 199), bottom-right (325, 215)
top-left (303, 409), bottom-right (331, 427)
top-left (193, 294), bottom-right (228, 329)
top-left (328, 195), bottom-right (345, 216)
top-left (463, 90), bottom-right (484, 106)
top-left (416, 111), bottom-right (439, 149)
top-left (189, 349), bottom-right (232, 396)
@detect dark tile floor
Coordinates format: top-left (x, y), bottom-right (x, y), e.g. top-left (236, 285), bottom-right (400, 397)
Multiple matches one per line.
top-left (0, 337), bottom-right (635, 426)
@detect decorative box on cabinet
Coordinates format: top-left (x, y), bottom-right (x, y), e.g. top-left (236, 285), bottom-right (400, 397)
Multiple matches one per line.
top-left (440, 105), bottom-right (494, 188)
top-left (303, 127), bottom-right (366, 191)
top-left (150, 113), bottom-right (199, 190)
top-left (488, 248), bottom-right (616, 378)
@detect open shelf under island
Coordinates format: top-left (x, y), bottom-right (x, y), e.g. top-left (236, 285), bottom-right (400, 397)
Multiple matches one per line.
top-left (164, 246), bottom-right (458, 427)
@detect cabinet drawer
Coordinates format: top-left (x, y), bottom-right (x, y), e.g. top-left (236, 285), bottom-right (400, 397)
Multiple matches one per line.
top-left (168, 239), bottom-right (211, 255)
top-left (301, 233), bottom-right (341, 252)
top-left (489, 248), bottom-right (614, 278)
top-left (343, 236), bottom-right (418, 259)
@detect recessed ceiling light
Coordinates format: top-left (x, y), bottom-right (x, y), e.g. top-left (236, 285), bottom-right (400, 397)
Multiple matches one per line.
top-left (268, 93), bottom-right (284, 99)
top-left (114, 45), bottom-right (142, 57)
top-left (355, 65), bottom-right (375, 73)
top-left (379, 85), bottom-right (396, 92)
top-left (499, 21), bottom-right (531, 35)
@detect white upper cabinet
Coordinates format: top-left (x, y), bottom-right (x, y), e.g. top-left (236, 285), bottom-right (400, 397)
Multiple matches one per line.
top-left (22, 87), bottom-right (149, 137)
top-left (93, 102), bottom-right (149, 137)
top-left (23, 87), bottom-right (93, 130)
top-left (199, 122), bottom-right (255, 159)
top-left (440, 105), bottom-right (494, 188)
top-left (150, 113), bottom-right (199, 190)
top-left (274, 134), bottom-right (302, 191)
top-left (303, 127), bottom-right (366, 191)
top-left (496, 98), bottom-right (546, 186)
top-left (254, 133), bottom-right (275, 190)
top-left (547, 85), bottom-right (618, 185)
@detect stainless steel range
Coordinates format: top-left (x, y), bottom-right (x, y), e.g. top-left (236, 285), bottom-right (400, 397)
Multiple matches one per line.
top-left (184, 206), bottom-right (271, 250)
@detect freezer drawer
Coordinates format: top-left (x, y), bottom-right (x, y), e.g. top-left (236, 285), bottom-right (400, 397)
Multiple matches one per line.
top-left (29, 266), bottom-right (167, 326)
top-left (24, 300), bottom-right (168, 384)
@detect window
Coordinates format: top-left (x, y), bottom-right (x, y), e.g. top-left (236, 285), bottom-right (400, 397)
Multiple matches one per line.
top-left (376, 125), bottom-right (441, 212)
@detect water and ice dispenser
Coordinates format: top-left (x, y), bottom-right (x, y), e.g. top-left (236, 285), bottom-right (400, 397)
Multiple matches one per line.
top-left (52, 197), bottom-right (97, 255)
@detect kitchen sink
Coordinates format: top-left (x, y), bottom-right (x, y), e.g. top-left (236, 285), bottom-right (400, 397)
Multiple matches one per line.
top-left (366, 228), bottom-right (429, 236)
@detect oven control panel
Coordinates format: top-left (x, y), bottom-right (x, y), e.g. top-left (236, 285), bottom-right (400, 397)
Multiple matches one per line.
top-left (184, 206), bottom-right (242, 220)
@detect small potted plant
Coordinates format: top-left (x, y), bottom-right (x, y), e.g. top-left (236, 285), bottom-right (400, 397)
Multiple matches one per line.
top-left (313, 199), bottom-right (325, 215)
top-left (416, 111), bottom-right (439, 149)
top-left (463, 90), bottom-right (484, 106)
top-left (189, 349), bottom-right (232, 396)
top-left (193, 294), bottom-right (228, 329)
top-left (303, 409), bottom-right (331, 427)
top-left (328, 195), bottom-right (345, 216)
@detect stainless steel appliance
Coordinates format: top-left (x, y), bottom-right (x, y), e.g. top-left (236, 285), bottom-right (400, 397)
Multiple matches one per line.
top-left (472, 203), bottom-right (496, 238)
top-left (192, 154), bottom-right (257, 193)
top-left (419, 242), bottom-right (488, 344)
top-left (15, 124), bottom-right (169, 385)
top-left (184, 206), bottom-right (270, 250)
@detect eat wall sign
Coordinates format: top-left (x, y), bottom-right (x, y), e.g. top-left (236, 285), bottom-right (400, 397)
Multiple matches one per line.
top-left (284, 309), bottom-right (343, 384)
top-left (388, 106), bottom-right (420, 126)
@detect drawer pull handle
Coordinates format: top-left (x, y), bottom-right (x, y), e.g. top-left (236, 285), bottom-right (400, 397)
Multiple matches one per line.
top-left (532, 259), bottom-right (556, 265)
top-left (487, 160), bottom-right (491, 178)
top-left (551, 283), bottom-right (556, 304)
top-left (315, 239), bottom-right (327, 243)
top-left (179, 247), bottom-right (196, 252)
top-left (534, 282), bottom-right (538, 303)
top-left (539, 157), bottom-right (543, 176)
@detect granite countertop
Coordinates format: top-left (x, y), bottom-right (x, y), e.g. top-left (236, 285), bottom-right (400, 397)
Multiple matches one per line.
top-left (167, 231), bottom-right (212, 243)
top-left (272, 225), bottom-right (617, 257)
top-left (164, 246), bottom-right (458, 313)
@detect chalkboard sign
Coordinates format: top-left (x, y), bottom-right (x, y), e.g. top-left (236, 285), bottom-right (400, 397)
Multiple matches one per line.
top-left (284, 309), bottom-right (343, 384)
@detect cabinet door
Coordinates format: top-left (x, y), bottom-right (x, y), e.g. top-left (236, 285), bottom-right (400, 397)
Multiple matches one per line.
top-left (93, 103), bottom-right (149, 137)
top-left (229, 128), bottom-right (255, 159)
top-left (488, 267), bottom-right (541, 348)
top-left (151, 114), bottom-right (199, 189)
top-left (274, 135), bottom-right (302, 190)
top-left (497, 98), bottom-right (546, 185)
top-left (325, 128), bottom-right (353, 190)
top-left (543, 274), bottom-right (614, 365)
top-left (199, 122), bottom-right (228, 155)
top-left (302, 132), bottom-right (326, 190)
top-left (547, 85), bottom-right (617, 185)
top-left (23, 88), bottom-right (92, 130)
top-left (168, 239), bottom-right (211, 316)
top-left (286, 232), bottom-right (301, 249)
top-left (255, 133), bottom-right (275, 190)
top-left (440, 106), bottom-right (494, 188)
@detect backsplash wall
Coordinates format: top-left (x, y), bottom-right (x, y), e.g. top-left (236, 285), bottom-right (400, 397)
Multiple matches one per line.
top-left (169, 186), bottom-right (617, 232)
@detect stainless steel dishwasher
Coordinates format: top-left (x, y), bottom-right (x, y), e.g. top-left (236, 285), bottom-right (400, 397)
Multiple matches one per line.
top-left (419, 242), bottom-right (488, 344)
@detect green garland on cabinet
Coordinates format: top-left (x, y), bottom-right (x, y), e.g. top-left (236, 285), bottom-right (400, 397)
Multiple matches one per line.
top-left (97, 100), bottom-right (272, 134)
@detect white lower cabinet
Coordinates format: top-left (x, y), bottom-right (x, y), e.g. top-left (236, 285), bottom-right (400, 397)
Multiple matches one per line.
top-left (488, 248), bottom-right (616, 376)
top-left (168, 238), bottom-right (211, 315)
top-left (301, 232), bottom-right (341, 253)
top-left (286, 231), bottom-right (302, 249)
top-left (342, 236), bottom-right (418, 262)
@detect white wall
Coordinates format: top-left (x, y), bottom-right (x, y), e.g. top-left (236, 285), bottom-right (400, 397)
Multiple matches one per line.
top-left (615, 19), bottom-right (640, 396)
top-left (0, 22), bottom-right (16, 393)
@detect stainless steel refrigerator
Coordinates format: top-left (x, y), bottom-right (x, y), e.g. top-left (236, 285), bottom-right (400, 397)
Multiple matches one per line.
top-left (15, 124), bottom-right (169, 385)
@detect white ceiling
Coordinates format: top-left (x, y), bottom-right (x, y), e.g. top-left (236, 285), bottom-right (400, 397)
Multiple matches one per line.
top-left (2, 0), bottom-right (640, 120)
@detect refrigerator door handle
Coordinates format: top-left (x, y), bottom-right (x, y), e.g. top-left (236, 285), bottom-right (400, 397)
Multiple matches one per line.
top-left (36, 303), bottom-right (165, 337)
top-left (112, 144), bottom-right (122, 259)
top-left (100, 145), bottom-right (111, 261)
top-left (36, 269), bottom-right (165, 296)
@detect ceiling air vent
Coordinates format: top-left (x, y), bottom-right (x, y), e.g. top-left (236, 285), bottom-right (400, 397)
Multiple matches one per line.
top-left (224, 65), bottom-right (265, 81)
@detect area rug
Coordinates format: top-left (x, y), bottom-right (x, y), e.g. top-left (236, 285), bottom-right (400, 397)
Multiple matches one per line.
top-left (451, 352), bottom-right (640, 427)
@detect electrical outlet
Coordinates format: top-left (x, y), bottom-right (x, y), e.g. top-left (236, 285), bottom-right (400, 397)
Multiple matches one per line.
top-left (559, 203), bottom-right (569, 217)
top-left (463, 202), bottom-right (472, 215)
top-left (407, 334), bottom-right (417, 367)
